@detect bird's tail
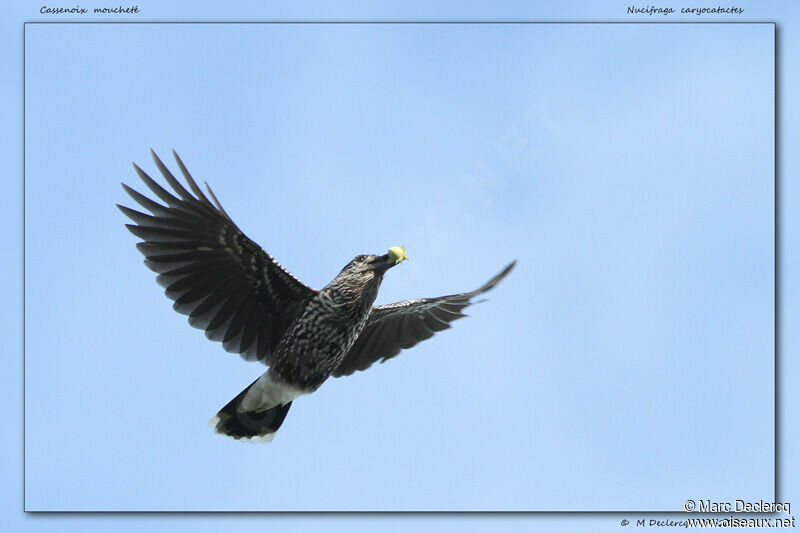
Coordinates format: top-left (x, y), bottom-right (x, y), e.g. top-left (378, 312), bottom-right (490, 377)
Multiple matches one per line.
top-left (209, 376), bottom-right (295, 442)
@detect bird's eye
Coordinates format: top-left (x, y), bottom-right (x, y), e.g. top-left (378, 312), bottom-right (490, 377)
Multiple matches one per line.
top-left (355, 255), bottom-right (367, 263)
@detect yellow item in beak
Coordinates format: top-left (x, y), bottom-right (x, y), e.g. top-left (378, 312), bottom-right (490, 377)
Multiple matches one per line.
top-left (388, 246), bottom-right (408, 264)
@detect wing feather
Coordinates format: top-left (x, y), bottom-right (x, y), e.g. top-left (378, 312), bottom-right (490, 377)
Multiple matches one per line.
top-left (333, 261), bottom-right (515, 377)
top-left (119, 151), bottom-right (317, 365)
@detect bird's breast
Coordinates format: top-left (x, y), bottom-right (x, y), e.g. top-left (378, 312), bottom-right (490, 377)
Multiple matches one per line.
top-left (270, 297), bottom-right (371, 390)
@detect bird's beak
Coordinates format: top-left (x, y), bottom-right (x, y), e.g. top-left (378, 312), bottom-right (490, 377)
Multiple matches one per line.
top-left (370, 246), bottom-right (408, 273)
top-left (369, 254), bottom-right (396, 273)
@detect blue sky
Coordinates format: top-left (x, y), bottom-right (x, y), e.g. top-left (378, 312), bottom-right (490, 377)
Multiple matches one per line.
top-left (4, 1), bottom-right (797, 531)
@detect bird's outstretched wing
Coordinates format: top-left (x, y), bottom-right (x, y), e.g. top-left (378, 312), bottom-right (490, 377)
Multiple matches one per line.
top-left (118, 150), bottom-right (317, 364)
top-left (333, 261), bottom-right (516, 377)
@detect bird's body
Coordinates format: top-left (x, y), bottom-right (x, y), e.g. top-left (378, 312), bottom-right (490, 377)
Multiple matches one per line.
top-left (119, 151), bottom-right (515, 443)
top-left (272, 271), bottom-right (379, 389)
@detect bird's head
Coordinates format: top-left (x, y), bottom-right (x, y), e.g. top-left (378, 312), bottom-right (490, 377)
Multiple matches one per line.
top-left (341, 246), bottom-right (408, 277)
top-left (338, 246), bottom-right (408, 281)
top-left (328, 248), bottom-right (407, 307)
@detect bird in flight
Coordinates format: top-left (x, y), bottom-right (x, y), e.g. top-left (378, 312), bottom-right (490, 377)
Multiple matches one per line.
top-left (118, 150), bottom-right (515, 442)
